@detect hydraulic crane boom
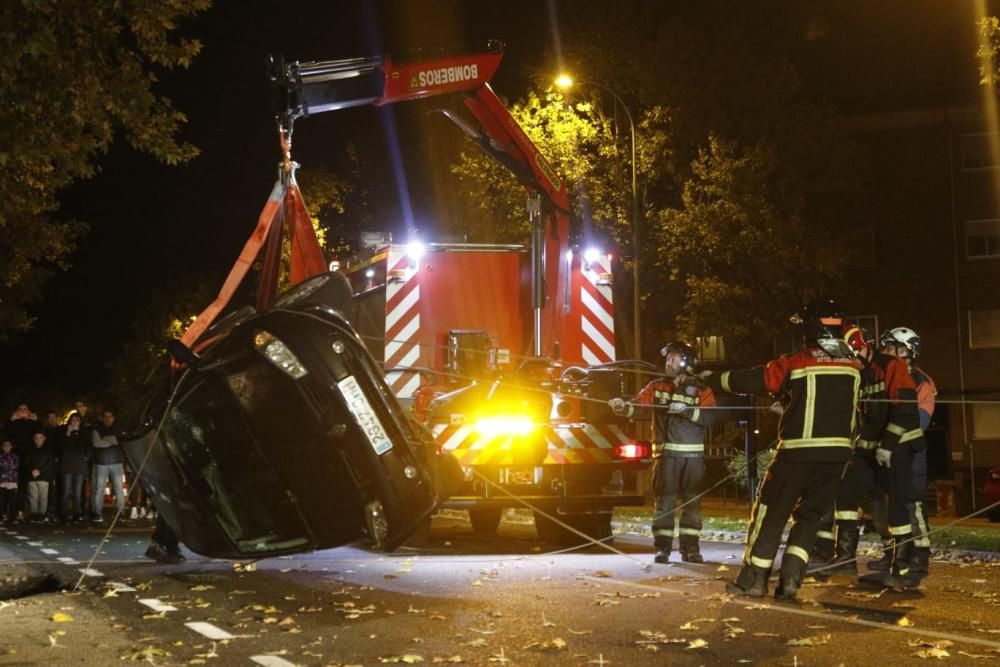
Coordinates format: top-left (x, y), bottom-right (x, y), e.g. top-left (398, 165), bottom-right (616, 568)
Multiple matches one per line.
top-left (184, 42), bottom-right (571, 359)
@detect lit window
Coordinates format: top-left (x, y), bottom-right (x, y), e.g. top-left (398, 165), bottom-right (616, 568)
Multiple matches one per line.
top-left (973, 405), bottom-right (1000, 440)
top-left (696, 335), bottom-right (726, 362)
top-left (969, 309), bottom-right (1000, 349)
top-left (966, 220), bottom-right (1000, 260)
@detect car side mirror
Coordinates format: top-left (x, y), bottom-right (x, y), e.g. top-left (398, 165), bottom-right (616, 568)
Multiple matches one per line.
top-left (167, 339), bottom-right (201, 368)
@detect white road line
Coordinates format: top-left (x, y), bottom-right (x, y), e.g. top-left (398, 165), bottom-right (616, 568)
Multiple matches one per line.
top-left (584, 576), bottom-right (1000, 650)
top-left (27, 541), bottom-right (42, 546)
top-left (77, 567), bottom-right (103, 577)
top-left (251, 656), bottom-right (298, 667)
top-left (40, 548), bottom-right (59, 555)
top-left (139, 598), bottom-right (177, 612)
top-left (185, 622), bottom-right (235, 640)
top-left (57, 556), bottom-right (79, 564)
top-left (107, 581), bottom-right (137, 593)
top-left (14, 535), bottom-right (28, 540)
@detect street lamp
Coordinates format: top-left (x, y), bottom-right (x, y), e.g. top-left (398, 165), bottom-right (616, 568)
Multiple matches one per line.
top-left (554, 74), bottom-right (642, 361)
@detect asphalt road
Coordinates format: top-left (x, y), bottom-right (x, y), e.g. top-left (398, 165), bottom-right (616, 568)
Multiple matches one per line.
top-left (1, 513), bottom-right (999, 666)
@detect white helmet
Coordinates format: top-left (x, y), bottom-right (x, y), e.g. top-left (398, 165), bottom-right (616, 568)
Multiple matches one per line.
top-left (880, 326), bottom-right (921, 359)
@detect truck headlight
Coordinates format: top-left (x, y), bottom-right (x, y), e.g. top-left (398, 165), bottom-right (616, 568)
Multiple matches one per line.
top-left (254, 330), bottom-right (308, 379)
top-left (473, 415), bottom-right (536, 438)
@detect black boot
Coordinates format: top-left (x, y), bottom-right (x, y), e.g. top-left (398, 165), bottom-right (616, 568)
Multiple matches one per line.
top-left (867, 542), bottom-right (893, 571)
top-left (726, 564), bottom-right (770, 597)
top-left (776, 554), bottom-right (808, 600)
top-left (679, 540), bottom-right (704, 563)
top-left (908, 546), bottom-right (930, 584)
top-left (883, 538), bottom-right (914, 588)
top-left (824, 522), bottom-right (860, 576)
top-left (653, 549), bottom-right (670, 564)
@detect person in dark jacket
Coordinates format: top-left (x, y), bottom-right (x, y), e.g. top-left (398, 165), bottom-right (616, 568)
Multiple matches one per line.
top-left (704, 301), bottom-right (861, 600)
top-left (91, 409), bottom-right (125, 523)
top-left (24, 431), bottom-right (54, 523)
top-left (0, 439), bottom-right (19, 523)
top-left (57, 413), bottom-right (92, 522)
top-left (8, 403), bottom-right (38, 520)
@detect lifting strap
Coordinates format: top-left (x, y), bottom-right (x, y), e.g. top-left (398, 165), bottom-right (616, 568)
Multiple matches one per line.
top-left (180, 177), bottom-right (327, 350)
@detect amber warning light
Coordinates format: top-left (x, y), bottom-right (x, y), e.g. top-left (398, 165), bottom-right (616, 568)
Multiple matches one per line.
top-left (615, 442), bottom-right (650, 460)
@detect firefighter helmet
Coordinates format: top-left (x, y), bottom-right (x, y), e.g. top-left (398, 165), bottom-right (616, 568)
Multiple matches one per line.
top-left (660, 341), bottom-right (698, 372)
top-left (879, 326), bottom-right (921, 359)
top-left (842, 323), bottom-right (871, 356)
top-left (792, 299), bottom-right (851, 356)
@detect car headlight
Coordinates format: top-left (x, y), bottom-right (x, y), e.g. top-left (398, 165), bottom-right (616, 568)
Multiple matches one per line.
top-left (254, 330), bottom-right (308, 379)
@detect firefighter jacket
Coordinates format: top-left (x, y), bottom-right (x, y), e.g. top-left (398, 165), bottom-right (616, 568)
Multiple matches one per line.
top-left (628, 376), bottom-right (717, 458)
top-left (708, 346), bottom-right (860, 463)
top-left (857, 352), bottom-right (924, 452)
top-left (911, 365), bottom-right (937, 432)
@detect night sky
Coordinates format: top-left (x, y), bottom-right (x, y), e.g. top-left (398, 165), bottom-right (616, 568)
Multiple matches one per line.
top-left (1, 1), bottom-right (987, 408)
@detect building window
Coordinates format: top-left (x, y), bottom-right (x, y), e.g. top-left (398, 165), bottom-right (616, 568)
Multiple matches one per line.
top-left (845, 228), bottom-right (876, 268)
top-left (696, 335), bottom-right (726, 362)
top-left (973, 404), bottom-right (1000, 440)
top-left (966, 219), bottom-right (1000, 259)
top-left (969, 309), bottom-right (1000, 349)
top-left (845, 314), bottom-right (879, 343)
top-left (960, 133), bottom-right (1000, 171)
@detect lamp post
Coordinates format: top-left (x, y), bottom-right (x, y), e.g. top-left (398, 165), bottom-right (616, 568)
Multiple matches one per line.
top-left (555, 75), bottom-right (642, 361)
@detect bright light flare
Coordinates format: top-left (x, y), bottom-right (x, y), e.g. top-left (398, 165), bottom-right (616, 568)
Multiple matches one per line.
top-left (615, 442), bottom-right (650, 460)
top-left (554, 74), bottom-right (574, 89)
top-left (474, 415), bottom-right (536, 438)
top-left (583, 247), bottom-right (600, 264)
top-left (406, 240), bottom-right (425, 262)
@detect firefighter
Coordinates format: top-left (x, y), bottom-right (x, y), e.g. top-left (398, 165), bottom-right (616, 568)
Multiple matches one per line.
top-left (610, 341), bottom-right (716, 564)
top-left (865, 327), bottom-right (934, 585)
top-left (704, 301), bottom-right (860, 599)
top-left (822, 325), bottom-right (921, 582)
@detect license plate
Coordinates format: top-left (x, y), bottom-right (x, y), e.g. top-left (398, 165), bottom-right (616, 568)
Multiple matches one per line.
top-left (338, 376), bottom-right (393, 455)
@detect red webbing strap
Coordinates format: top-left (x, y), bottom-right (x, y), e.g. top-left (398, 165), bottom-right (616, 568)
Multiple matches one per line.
top-left (180, 181), bottom-right (286, 348)
top-left (286, 184), bottom-right (327, 284)
top-left (256, 193), bottom-right (285, 312)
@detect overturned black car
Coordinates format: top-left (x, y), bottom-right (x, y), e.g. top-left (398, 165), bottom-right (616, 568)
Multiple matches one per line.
top-left (119, 272), bottom-right (448, 559)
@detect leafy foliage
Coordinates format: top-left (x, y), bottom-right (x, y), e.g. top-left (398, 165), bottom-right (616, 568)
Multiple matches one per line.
top-left (0, 0), bottom-right (210, 337)
top-left (977, 16), bottom-right (1000, 86)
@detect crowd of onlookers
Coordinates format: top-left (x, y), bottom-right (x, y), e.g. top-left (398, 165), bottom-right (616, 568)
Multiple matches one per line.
top-left (0, 401), bottom-right (155, 526)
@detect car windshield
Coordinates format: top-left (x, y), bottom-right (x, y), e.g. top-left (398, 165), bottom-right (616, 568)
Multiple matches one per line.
top-left (161, 377), bottom-right (309, 554)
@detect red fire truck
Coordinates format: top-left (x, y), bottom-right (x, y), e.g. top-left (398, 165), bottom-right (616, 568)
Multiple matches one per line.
top-left (268, 42), bottom-right (654, 543)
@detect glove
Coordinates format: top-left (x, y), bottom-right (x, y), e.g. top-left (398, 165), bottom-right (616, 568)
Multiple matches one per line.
top-left (609, 398), bottom-right (628, 415)
top-left (768, 401), bottom-right (784, 416)
top-left (875, 447), bottom-right (892, 468)
top-left (667, 402), bottom-right (687, 415)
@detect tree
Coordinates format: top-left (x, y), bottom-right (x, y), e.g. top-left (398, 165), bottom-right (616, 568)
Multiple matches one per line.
top-left (450, 4), bottom-right (858, 360)
top-left (0, 0), bottom-right (210, 337)
top-left (451, 90), bottom-right (633, 245)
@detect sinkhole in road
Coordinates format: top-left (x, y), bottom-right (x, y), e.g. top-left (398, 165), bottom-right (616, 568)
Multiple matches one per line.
top-left (0, 570), bottom-right (70, 601)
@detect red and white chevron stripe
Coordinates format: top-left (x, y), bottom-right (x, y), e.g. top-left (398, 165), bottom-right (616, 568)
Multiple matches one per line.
top-left (580, 253), bottom-right (615, 364)
top-left (430, 423), bottom-right (631, 466)
top-left (384, 249), bottom-right (422, 398)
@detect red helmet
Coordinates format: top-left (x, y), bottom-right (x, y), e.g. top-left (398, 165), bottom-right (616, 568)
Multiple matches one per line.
top-left (842, 324), bottom-right (871, 356)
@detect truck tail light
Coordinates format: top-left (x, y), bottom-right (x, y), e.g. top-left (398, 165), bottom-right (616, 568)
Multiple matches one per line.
top-left (615, 441), bottom-right (650, 460)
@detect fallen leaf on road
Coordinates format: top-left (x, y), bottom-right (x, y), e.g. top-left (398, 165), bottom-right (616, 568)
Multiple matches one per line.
top-left (593, 570), bottom-right (612, 578)
top-left (522, 638), bottom-right (567, 651)
top-left (464, 639), bottom-right (488, 648)
top-left (914, 648), bottom-right (950, 659)
top-left (957, 651), bottom-right (995, 660)
top-left (717, 565), bottom-right (730, 572)
top-left (753, 632), bottom-right (780, 638)
top-left (898, 617), bottom-right (914, 627)
top-left (594, 599), bottom-right (619, 607)
top-left (567, 629), bottom-right (592, 635)
top-left (541, 613), bottom-right (555, 627)
top-left (408, 605), bottom-right (425, 614)
top-left (122, 647), bottom-right (171, 662)
top-left (687, 639), bottom-right (708, 649)
top-left (679, 622), bottom-right (699, 631)
top-left (431, 657), bottom-right (464, 663)
top-left (142, 612), bottom-right (167, 620)
top-left (786, 634), bottom-right (831, 647)
top-left (378, 655), bottom-right (424, 664)
top-left (909, 640), bottom-right (954, 650)
top-left (51, 612), bottom-right (73, 623)
top-left (189, 585), bottom-right (214, 591)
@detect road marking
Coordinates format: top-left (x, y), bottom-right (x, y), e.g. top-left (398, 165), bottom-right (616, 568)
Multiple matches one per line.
top-left (14, 535), bottom-right (28, 540)
top-left (77, 567), bottom-right (104, 577)
top-left (107, 581), bottom-right (137, 593)
top-left (251, 656), bottom-right (298, 667)
top-left (40, 548), bottom-right (59, 555)
top-left (27, 541), bottom-right (42, 546)
top-left (185, 622), bottom-right (234, 640)
top-left (57, 557), bottom-right (79, 564)
top-left (139, 598), bottom-right (177, 612)
top-left (585, 576), bottom-right (1000, 650)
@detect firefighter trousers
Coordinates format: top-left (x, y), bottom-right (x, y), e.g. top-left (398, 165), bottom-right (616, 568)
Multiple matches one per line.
top-left (742, 455), bottom-right (843, 575)
top-left (652, 455), bottom-right (704, 554)
top-left (884, 443), bottom-right (917, 540)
